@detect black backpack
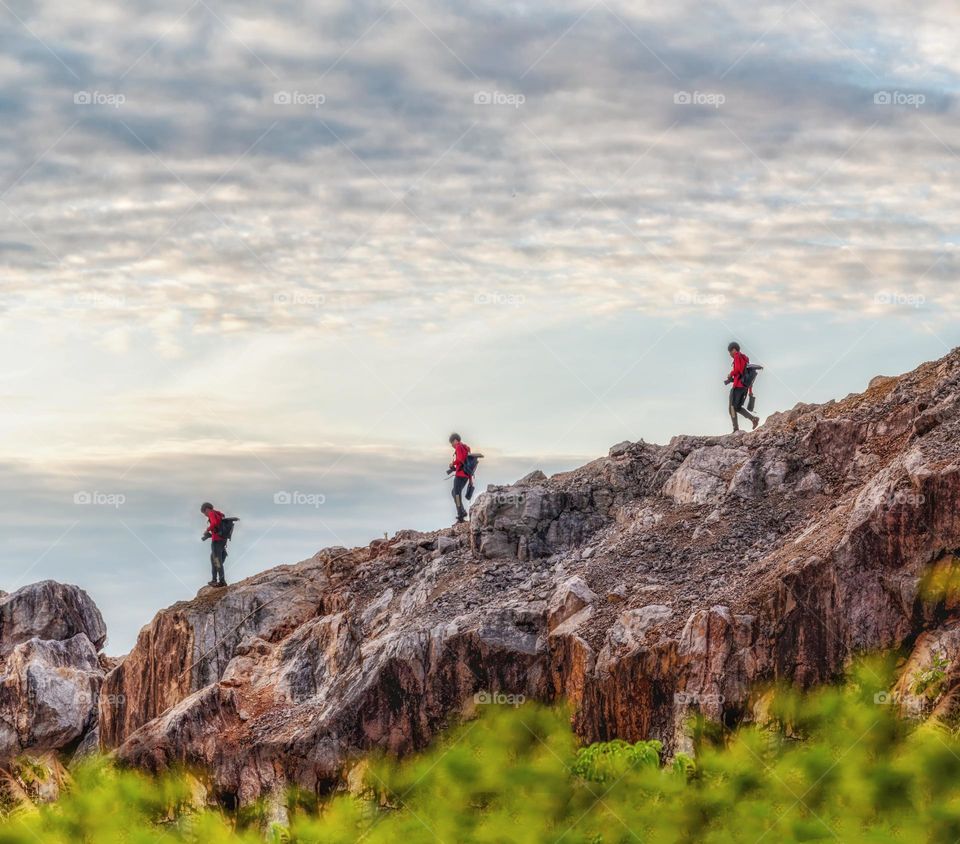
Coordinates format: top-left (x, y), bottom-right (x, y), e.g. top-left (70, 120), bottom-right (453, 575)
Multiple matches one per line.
top-left (463, 453), bottom-right (483, 500)
top-left (742, 364), bottom-right (763, 389)
top-left (219, 516), bottom-right (239, 542)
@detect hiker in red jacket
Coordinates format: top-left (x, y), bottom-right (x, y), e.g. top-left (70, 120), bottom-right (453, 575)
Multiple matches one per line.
top-left (725, 341), bottom-right (760, 432)
top-left (200, 502), bottom-right (228, 587)
top-left (448, 433), bottom-right (471, 523)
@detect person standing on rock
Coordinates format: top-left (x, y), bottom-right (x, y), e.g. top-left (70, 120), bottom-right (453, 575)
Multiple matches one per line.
top-left (200, 502), bottom-right (228, 587)
top-left (725, 341), bottom-right (760, 432)
top-left (448, 433), bottom-right (472, 524)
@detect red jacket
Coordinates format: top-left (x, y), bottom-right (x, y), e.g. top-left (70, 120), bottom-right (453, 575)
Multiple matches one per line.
top-left (206, 510), bottom-right (225, 542)
top-left (450, 442), bottom-right (471, 478)
top-left (728, 352), bottom-right (750, 389)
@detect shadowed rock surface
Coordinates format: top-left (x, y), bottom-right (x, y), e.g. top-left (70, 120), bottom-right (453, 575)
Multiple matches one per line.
top-left (85, 349), bottom-right (960, 803)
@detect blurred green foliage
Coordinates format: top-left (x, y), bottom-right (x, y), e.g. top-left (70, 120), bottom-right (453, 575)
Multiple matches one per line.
top-left (3, 657), bottom-right (960, 842)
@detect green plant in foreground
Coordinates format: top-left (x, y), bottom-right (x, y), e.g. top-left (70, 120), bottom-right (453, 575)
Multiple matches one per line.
top-left (912, 652), bottom-right (951, 702)
top-left (5, 656), bottom-right (960, 842)
top-left (571, 738), bottom-right (663, 782)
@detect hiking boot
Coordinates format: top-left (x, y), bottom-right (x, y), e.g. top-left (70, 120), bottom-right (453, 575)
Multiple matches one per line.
top-left (751, 415), bottom-right (760, 430)
top-left (216, 581), bottom-right (228, 588)
top-left (207, 580), bottom-right (218, 587)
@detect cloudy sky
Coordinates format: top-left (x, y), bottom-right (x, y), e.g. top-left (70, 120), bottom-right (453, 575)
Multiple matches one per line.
top-left (0, 0), bottom-right (956, 651)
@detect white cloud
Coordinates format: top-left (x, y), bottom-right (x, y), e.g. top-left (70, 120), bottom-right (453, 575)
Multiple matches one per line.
top-left (0, 0), bottom-right (954, 347)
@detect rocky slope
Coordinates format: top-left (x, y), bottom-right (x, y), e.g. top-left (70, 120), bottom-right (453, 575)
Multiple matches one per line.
top-left (9, 350), bottom-right (960, 806)
top-left (83, 348), bottom-right (960, 805)
top-left (0, 581), bottom-right (108, 761)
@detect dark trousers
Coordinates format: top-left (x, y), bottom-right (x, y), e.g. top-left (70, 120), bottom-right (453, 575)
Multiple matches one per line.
top-left (452, 476), bottom-right (469, 518)
top-left (729, 387), bottom-right (753, 427)
top-left (210, 540), bottom-right (227, 584)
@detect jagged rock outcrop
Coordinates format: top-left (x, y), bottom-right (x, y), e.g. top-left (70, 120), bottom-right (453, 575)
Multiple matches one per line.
top-left (0, 582), bottom-right (107, 760)
top-left (98, 570), bottom-right (333, 749)
top-left (88, 349), bottom-right (960, 804)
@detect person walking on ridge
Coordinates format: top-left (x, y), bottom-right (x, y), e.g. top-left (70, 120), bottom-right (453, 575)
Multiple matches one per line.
top-left (448, 433), bottom-right (472, 524)
top-left (725, 341), bottom-right (761, 432)
top-left (200, 502), bottom-right (232, 587)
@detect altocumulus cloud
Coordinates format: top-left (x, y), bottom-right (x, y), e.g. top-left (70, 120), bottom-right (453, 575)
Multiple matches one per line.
top-left (0, 0), bottom-right (956, 352)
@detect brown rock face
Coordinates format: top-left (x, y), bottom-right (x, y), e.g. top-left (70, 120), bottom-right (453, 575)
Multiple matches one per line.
top-left (98, 349), bottom-right (960, 805)
top-left (98, 568), bottom-right (333, 749)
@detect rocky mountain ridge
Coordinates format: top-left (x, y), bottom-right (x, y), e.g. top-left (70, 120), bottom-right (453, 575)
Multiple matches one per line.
top-left (4, 349), bottom-right (960, 810)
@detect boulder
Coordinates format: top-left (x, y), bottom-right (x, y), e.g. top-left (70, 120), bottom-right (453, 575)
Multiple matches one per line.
top-left (662, 446), bottom-right (749, 505)
top-left (436, 535), bottom-right (458, 554)
top-left (0, 581), bottom-right (106, 659)
top-left (0, 635), bottom-right (103, 759)
top-left (0, 582), bottom-right (109, 762)
top-left (547, 577), bottom-right (597, 630)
